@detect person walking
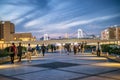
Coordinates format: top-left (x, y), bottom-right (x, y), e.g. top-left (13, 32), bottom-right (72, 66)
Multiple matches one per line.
top-left (41, 44), bottom-right (46, 56)
top-left (81, 43), bottom-right (85, 54)
top-left (96, 42), bottom-right (101, 57)
top-left (27, 43), bottom-right (32, 62)
top-left (17, 42), bottom-right (23, 62)
top-left (9, 43), bottom-right (17, 64)
top-left (73, 44), bottom-right (77, 55)
top-left (35, 44), bottom-right (40, 56)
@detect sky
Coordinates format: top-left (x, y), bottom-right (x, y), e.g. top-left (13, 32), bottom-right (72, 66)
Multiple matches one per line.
top-left (0, 0), bottom-right (120, 39)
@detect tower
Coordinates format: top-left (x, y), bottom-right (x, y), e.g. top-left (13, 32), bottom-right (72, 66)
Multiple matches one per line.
top-left (3, 21), bottom-right (15, 41)
top-left (0, 21), bottom-right (15, 41)
top-left (78, 29), bottom-right (83, 38)
top-left (44, 34), bottom-right (49, 40)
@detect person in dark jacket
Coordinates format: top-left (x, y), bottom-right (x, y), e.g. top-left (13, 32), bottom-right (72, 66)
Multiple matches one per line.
top-left (73, 45), bottom-right (77, 55)
top-left (17, 42), bottom-right (23, 62)
top-left (41, 44), bottom-right (46, 56)
top-left (9, 43), bottom-right (16, 64)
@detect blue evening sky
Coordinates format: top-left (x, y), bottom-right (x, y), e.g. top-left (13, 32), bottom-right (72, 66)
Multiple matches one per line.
top-left (0, 0), bottom-right (120, 38)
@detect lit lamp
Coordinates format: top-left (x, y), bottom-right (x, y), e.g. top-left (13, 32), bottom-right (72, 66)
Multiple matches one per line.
top-left (14, 37), bottom-right (16, 40)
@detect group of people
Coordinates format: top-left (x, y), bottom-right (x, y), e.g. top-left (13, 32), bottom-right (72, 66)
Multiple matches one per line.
top-left (9, 43), bottom-right (22, 64)
top-left (64, 43), bottom-right (85, 55)
top-left (8, 42), bottom-right (101, 64)
top-left (9, 43), bottom-right (46, 64)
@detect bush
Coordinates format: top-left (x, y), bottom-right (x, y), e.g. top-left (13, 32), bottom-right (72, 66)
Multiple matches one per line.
top-left (101, 44), bottom-right (120, 55)
top-left (0, 49), bottom-right (9, 57)
top-left (0, 46), bottom-right (27, 58)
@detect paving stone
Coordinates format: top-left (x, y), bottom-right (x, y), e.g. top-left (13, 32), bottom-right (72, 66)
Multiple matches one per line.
top-left (32, 62), bottom-right (80, 69)
top-left (0, 66), bottom-right (47, 76)
top-left (100, 70), bottom-right (120, 79)
top-left (77, 76), bottom-right (115, 80)
top-left (14, 69), bottom-right (87, 80)
top-left (59, 65), bottom-right (118, 75)
top-left (0, 53), bottom-right (120, 80)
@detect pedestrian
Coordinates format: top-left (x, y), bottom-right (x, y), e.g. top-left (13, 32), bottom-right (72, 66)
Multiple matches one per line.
top-left (41, 44), bottom-right (46, 56)
top-left (96, 42), bottom-right (101, 57)
top-left (78, 44), bottom-right (81, 53)
top-left (35, 44), bottom-right (40, 56)
top-left (27, 43), bottom-right (32, 62)
top-left (17, 42), bottom-right (23, 62)
top-left (9, 43), bottom-right (17, 64)
top-left (73, 44), bottom-right (77, 55)
top-left (81, 43), bottom-right (85, 54)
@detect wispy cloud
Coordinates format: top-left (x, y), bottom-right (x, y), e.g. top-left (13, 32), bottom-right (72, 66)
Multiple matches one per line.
top-left (0, 0), bottom-right (120, 38)
top-left (59, 14), bottom-right (120, 29)
top-left (24, 14), bottom-right (120, 33)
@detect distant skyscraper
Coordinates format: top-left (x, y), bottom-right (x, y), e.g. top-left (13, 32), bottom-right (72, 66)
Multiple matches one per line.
top-left (65, 33), bottom-right (69, 38)
top-left (44, 34), bottom-right (49, 40)
top-left (78, 29), bottom-right (83, 38)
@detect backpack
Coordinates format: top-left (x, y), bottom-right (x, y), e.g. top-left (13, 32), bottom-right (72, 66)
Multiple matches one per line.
top-left (28, 47), bottom-right (32, 52)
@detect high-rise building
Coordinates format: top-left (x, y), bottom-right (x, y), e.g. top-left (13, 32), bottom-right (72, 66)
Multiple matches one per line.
top-left (65, 33), bottom-right (69, 38)
top-left (78, 29), bottom-right (83, 38)
top-left (0, 21), bottom-right (14, 41)
top-left (3, 21), bottom-right (14, 41)
top-left (0, 21), bottom-right (34, 41)
top-left (101, 26), bottom-right (120, 40)
top-left (0, 21), bottom-right (4, 40)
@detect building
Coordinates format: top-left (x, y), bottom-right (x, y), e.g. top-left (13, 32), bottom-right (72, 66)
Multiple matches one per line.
top-left (78, 29), bottom-right (83, 38)
top-left (101, 29), bottom-right (109, 40)
top-left (0, 21), bottom-right (3, 40)
top-left (13, 33), bottom-right (33, 41)
top-left (65, 33), bottom-right (69, 38)
top-left (0, 21), bottom-right (14, 41)
top-left (0, 21), bottom-right (34, 41)
top-left (101, 26), bottom-right (120, 40)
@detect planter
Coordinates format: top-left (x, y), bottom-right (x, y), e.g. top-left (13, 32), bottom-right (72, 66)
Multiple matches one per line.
top-left (106, 53), bottom-right (120, 62)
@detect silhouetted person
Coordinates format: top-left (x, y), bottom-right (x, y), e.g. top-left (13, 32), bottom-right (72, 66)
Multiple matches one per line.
top-left (9, 43), bottom-right (16, 64)
top-left (35, 44), bottom-right (40, 56)
top-left (78, 44), bottom-right (81, 53)
top-left (41, 44), bottom-right (46, 56)
top-left (66, 44), bottom-right (71, 55)
top-left (96, 42), bottom-right (101, 57)
top-left (81, 43), bottom-right (85, 54)
top-left (73, 45), bottom-right (77, 55)
top-left (51, 45), bottom-right (54, 53)
top-left (17, 42), bottom-right (23, 62)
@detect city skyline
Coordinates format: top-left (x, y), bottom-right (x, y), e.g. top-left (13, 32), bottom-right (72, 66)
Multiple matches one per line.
top-left (0, 0), bottom-right (120, 38)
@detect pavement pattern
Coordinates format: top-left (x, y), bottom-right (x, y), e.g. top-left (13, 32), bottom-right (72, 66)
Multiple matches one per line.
top-left (0, 52), bottom-right (120, 80)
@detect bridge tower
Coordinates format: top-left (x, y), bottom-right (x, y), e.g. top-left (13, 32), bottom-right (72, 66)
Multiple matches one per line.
top-left (78, 29), bottom-right (83, 38)
top-left (44, 34), bottom-right (49, 40)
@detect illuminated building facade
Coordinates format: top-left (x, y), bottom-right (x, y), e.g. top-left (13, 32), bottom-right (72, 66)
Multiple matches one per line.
top-left (0, 21), bottom-right (34, 41)
top-left (101, 26), bottom-right (120, 40)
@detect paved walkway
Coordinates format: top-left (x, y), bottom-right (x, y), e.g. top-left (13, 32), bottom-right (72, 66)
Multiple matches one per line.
top-left (0, 52), bottom-right (120, 80)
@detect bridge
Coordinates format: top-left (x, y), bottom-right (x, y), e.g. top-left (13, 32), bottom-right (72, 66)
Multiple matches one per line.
top-left (0, 38), bottom-right (119, 49)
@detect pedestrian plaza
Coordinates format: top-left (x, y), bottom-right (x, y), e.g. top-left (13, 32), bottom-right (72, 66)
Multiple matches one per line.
top-left (0, 52), bottom-right (120, 80)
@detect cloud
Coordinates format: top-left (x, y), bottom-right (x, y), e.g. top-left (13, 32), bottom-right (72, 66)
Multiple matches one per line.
top-left (59, 14), bottom-right (120, 29)
top-left (23, 13), bottom-right (120, 36)
top-left (0, 0), bottom-right (120, 38)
